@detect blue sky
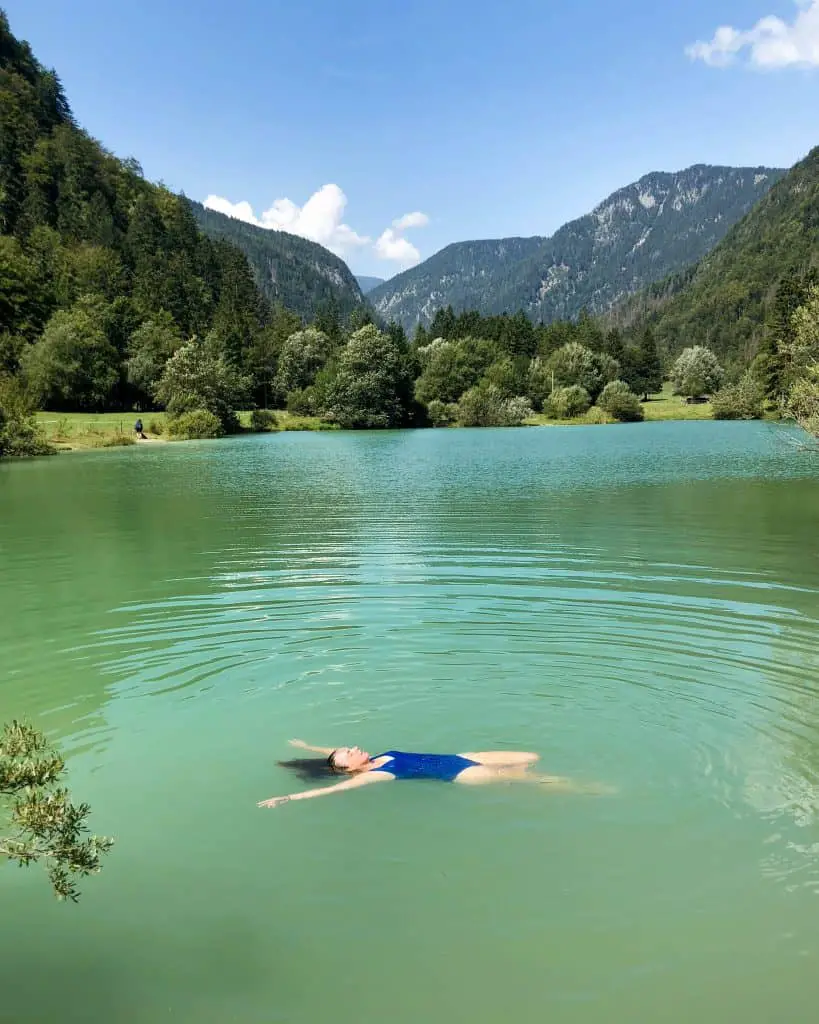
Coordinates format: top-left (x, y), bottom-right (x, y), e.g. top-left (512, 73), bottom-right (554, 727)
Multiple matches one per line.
top-left (6, 0), bottom-right (819, 277)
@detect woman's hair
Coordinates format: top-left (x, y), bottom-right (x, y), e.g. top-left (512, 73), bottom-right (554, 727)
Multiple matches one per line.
top-left (276, 753), bottom-right (341, 782)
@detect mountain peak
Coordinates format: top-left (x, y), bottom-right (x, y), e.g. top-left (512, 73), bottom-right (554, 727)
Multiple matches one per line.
top-left (369, 164), bottom-right (786, 330)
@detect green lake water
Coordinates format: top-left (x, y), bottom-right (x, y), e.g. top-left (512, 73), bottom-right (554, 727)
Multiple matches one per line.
top-left (2, 421), bottom-right (819, 1023)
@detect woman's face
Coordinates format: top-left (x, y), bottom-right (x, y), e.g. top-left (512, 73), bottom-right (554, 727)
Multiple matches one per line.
top-left (332, 746), bottom-right (371, 771)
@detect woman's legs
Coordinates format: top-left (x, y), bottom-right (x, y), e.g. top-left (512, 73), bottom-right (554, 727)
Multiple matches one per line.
top-left (455, 763), bottom-right (608, 792)
top-left (459, 750), bottom-right (540, 767)
top-left (455, 764), bottom-right (570, 785)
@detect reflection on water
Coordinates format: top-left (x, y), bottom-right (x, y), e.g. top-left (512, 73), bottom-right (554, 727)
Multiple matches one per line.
top-left (2, 421), bottom-right (819, 1023)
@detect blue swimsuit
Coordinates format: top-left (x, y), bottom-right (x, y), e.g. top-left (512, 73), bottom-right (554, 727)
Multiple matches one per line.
top-left (370, 750), bottom-right (479, 782)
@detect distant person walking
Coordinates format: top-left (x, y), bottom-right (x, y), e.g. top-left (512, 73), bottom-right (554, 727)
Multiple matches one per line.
top-left (134, 417), bottom-right (146, 440)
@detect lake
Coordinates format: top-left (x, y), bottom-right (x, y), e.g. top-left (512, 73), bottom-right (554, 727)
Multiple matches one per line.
top-left (2, 420), bottom-right (819, 1023)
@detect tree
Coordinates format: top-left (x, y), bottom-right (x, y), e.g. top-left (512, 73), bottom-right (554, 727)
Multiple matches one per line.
top-left (274, 327), bottom-right (332, 398)
top-left (787, 366), bottom-right (819, 437)
top-left (1, 720), bottom-right (112, 901)
top-left (414, 336), bottom-right (495, 405)
top-left (0, 235), bottom-right (47, 340)
top-left (325, 324), bottom-right (411, 428)
top-left (247, 304), bottom-right (302, 408)
top-left (671, 346), bottom-right (724, 399)
top-left (22, 301), bottom-right (119, 410)
top-left (153, 335), bottom-right (252, 432)
top-left (597, 380), bottom-right (644, 422)
top-left (545, 342), bottom-right (619, 402)
top-left (126, 312), bottom-right (182, 401)
top-left (630, 327), bottom-right (663, 399)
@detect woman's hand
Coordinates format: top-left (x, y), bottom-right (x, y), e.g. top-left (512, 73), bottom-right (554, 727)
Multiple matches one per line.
top-left (258, 795), bottom-right (291, 808)
top-left (288, 739), bottom-right (309, 750)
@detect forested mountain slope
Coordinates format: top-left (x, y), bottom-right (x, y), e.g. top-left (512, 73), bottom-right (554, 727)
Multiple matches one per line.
top-left (369, 165), bottom-right (784, 331)
top-left (188, 200), bottom-right (369, 322)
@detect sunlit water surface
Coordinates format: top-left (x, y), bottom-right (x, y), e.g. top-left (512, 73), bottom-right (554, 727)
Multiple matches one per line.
top-left (2, 421), bottom-right (819, 1022)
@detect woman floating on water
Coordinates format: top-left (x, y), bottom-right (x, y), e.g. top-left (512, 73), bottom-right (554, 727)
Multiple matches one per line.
top-left (258, 740), bottom-right (600, 808)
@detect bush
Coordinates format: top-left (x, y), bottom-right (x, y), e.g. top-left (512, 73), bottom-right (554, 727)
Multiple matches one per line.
top-left (457, 383), bottom-right (533, 427)
top-left (286, 388), bottom-right (315, 416)
top-left (586, 406), bottom-right (608, 424)
top-left (426, 399), bottom-right (458, 427)
top-left (0, 375), bottom-right (55, 457)
top-left (598, 380), bottom-right (644, 422)
top-left (712, 371), bottom-right (765, 420)
top-left (166, 409), bottom-right (224, 440)
top-left (543, 384), bottom-right (591, 419)
top-left (249, 408), bottom-right (278, 432)
top-left (87, 431), bottom-right (135, 448)
top-left (147, 417), bottom-right (164, 436)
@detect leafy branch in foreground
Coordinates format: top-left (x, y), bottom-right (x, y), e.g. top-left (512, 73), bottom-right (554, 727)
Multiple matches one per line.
top-left (0, 721), bottom-right (113, 901)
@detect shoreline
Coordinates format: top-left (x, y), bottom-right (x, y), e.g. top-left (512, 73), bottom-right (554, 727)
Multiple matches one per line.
top-left (34, 386), bottom-right (718, 452)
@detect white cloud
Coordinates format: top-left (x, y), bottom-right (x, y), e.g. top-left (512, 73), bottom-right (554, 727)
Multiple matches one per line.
top-left (203, 184), bottom-right (369, 257)
top-left (203, 188), bottom-right (429, 268)
top-left (374, 211), bottom-right (430, 268)
top-left (686, 0), bottom-right (819, 68)
top-left (392, 211), bottom-right (430, 231)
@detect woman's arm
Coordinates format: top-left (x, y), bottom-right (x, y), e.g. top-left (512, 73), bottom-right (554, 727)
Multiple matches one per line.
top-left (258, 772), bottom-right (389, 808)
top-left (288, 739), bottom-right (335, 756)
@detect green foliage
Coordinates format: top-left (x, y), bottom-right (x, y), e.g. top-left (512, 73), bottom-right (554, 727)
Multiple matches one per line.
top-left (153, 338), bottom-right (251, 432)
top-left (126, 312), bottom-right (182, 400)
top-left (325, 325), bottom-right (412, 429)
top-left (628, 326), bottom-right (663, 398)
top-left (426, 399), bottom-right (458, 427)
top-left (22, 300), bottom-right (120, 410)
top-left (545, 342), bottom-right (619, 402)
top-left (0, 373), bottom-right (53, 456)
top-left (248, 408), bottom-right (278, 432)
top-left (670, 346), bottom-right (724, 398)
top-left (274, 327), bottom-right (332, 397)
top-left (598, 380), bottom-right (644, 422)
top-left (166, 409), bottom-right (224, 440)
top-left (712, 371), bottom-right (765, 420)
top-left (788, 370), bottom-right (819, 436)
top-left (457, 382), bottom-right (533, 427)
top-left (414, 336), bottom-right (495, 405)
top-left (1, 719), bottom-right (113, 901)
top-left (543, 384), bottom-right (591, 419)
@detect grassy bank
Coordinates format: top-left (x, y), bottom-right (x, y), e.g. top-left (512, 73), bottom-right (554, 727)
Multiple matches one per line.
top-left (526, 384), bottom-right (713, 426)
top-left (35, 409), bottom-right (333, 449)
top-left (36, 387), bottom-right (716, 449)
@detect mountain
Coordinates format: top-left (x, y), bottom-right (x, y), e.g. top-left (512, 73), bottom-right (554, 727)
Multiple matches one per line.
top-left (355, 275), bottom-right (385, 294)
top-left (188, 200), bottom-right (368, 322)
top-left (614, 146), bottom-right (819, 367)
top-left (369, 165), bottom-right (786, 331)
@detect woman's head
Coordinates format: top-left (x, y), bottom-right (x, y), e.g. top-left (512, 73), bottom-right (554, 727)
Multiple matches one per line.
top-left (327, 746), bottom-right (371, 773)
top-left (277, 745), bottom-right (371, 782)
